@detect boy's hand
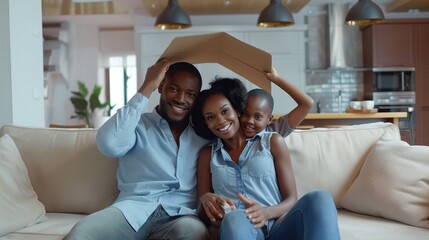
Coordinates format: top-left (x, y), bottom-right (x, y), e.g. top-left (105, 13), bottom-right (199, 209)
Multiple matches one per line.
top-left (264, 67), bottom-right (280, 84)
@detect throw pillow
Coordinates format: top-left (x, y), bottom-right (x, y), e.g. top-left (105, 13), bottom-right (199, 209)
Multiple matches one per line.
top-left (0, 134), bottom-right (46, 237)
top-left (341, 136), bottom-right (429, 228)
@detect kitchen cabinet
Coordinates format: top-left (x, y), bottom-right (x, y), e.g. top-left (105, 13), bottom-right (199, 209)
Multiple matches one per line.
top-left (362, 20), bottom-right (429, 145)
top-left (362, 23), bottom-right (414, 67)
top-left (414, 23), bottom-right (429, 145)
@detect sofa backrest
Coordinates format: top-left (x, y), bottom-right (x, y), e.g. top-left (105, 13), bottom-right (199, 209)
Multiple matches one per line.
top-left (285, 122), bottom-right (400, 207)
top-left (0, 122), bottom-right (401, 213)
top-left (0, 125), bottom-right (118, 214)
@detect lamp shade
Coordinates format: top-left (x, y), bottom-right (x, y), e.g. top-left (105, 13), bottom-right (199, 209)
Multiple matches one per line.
top-left (345, 0), bottom-right (384, 26)
top-left (155, 0), bottom-right (191, 30)
top-left (257, 0), bottom-right (294, 27)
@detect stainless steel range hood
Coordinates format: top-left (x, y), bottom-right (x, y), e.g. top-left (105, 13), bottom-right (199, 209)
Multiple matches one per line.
top-left (307, 3), bottom-right (363, 70)
top-left (327, 3), bottom-right (362, 69)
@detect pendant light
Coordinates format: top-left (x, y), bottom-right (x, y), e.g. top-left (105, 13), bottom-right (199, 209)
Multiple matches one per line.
top-left (155, 0), bottom-right (191, 30)
top-left (345, 0), bottom-right (384, 26)
top-left (257, 0), bottom-right (295, 27)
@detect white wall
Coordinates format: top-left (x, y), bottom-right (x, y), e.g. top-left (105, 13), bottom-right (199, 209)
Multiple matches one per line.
top-left (44, 23), bottom-right (100, 126)
top-left (0, 0), bottom-right (44, 127)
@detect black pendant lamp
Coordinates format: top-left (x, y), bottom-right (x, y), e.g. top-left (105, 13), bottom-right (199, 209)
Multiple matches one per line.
top-left (345, 0), bottom-right (385, 26)
top-left (257, 0), bottom-right (295, 27)
top-left (155, 0), bottom-right (191, 30)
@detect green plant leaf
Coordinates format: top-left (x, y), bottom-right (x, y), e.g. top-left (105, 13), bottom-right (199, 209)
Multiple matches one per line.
top-left (70, 81), bottom-right (111, 127)
top-left (89, 93), bottom-right (102, 111)
top-left (71, 91), bottom-right (85, 98)
top-left (78, 81), bottom-right (88, 97)
top-left (71, 97), bottom-right (88, 111)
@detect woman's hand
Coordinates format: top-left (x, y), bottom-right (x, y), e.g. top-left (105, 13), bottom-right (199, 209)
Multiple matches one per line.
top-left (238, 193), bottom-right (269, 228)
top-left (199, 193), bottom-right (236, 227)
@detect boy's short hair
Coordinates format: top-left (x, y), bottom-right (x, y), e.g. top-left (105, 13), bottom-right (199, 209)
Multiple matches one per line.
top-left (248, 89), bottom-right (274, 114)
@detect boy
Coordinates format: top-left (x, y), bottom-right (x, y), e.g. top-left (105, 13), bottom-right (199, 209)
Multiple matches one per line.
top-left (241, 67), bottom-right (313, 138)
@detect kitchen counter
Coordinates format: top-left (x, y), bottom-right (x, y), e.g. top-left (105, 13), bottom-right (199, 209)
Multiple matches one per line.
top-left (274, 112), bottom-right (407, 128)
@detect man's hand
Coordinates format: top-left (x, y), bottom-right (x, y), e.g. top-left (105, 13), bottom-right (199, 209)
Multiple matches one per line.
top-left (138, 58), bottom-right (169, 97)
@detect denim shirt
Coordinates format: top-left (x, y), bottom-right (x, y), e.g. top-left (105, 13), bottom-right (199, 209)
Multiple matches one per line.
top-left (96, 93), bottom-right (210, 231)
top-left (210, 131), bottom-right (282, 230)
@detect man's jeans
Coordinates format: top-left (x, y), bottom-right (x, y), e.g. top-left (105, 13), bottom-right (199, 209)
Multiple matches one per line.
top-left (136, 205), bottom-right (209, 240)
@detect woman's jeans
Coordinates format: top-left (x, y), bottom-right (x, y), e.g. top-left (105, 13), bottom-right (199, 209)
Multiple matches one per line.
top-left (218, 190), bottom-right (340, 240)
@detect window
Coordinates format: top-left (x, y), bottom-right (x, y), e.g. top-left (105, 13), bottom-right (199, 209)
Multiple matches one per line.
top-left (105, 55), bottom-right (137, 115)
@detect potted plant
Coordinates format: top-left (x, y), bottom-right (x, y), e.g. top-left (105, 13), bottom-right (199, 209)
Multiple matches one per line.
top-left (70, 81), bottom-right (114, 128)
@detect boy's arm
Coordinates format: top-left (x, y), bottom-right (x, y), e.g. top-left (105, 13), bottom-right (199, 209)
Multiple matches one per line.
top-left (266, 68), bottom-right (314, 131)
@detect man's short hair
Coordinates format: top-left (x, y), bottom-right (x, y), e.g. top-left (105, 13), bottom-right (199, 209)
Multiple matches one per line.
top-left (166, 62), bottom-right (202, 89)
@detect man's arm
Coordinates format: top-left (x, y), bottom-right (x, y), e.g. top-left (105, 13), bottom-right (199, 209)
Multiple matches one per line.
top-left (96, 59), bottom-right (169, 158)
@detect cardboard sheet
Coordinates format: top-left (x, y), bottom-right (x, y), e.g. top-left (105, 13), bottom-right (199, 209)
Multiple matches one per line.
top-left (159, 32), bottom-right (272, 92)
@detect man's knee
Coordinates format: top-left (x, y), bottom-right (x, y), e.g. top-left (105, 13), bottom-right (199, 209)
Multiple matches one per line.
top-left (64, 207), bottom-right (135, 240)
top-left (173, 216), bottom-right (209, 240)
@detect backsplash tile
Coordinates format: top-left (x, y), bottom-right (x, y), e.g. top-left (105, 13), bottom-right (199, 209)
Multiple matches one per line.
top-left (305, 70), bottom-right (364, 113)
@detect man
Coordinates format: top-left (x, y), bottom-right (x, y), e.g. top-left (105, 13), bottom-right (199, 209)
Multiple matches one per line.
top-left (65, 59), bottom-right (210, 239)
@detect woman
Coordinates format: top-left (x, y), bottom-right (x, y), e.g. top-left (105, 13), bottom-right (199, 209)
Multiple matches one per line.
top-left (192, 77), bottom-right (340, 240)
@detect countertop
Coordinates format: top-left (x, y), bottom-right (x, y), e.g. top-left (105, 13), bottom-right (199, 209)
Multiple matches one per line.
top-left (274, 112), bottom-right (408, 128)
top-left (304, 112), bottom-right (407, 119)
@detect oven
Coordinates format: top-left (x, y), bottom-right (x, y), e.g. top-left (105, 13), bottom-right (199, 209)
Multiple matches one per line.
top-left (374, 92), bottom-right (415, 144)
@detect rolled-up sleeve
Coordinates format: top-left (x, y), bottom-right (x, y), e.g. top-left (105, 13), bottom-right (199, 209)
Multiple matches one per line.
top-left (96, 93), bottom-right (149, 158)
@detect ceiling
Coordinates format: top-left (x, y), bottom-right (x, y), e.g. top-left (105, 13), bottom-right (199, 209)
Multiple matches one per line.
top-left (42, 0), bottom-right (429, 27)
top-left (141, 0), bottom-right (429, 16)
top-left (42, 0), bottom-right (429, 17)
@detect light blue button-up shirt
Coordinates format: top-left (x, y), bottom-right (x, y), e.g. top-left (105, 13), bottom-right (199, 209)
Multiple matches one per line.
top-left (96, 93), bottom-right (210, 231)
top-left (210, 131), bottom-right (282, 230)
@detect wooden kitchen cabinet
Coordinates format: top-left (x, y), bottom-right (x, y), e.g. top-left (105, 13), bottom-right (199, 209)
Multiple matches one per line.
top-left (362, 23), bottom-right (414, 67)
top-left (362, 20), bottom-right (429, 145)
top-left (414, 23), bottom-right (429, 145)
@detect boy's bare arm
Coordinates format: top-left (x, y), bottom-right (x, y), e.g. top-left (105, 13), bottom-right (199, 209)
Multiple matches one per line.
top-left (266, 68), bottom-right (314, 129)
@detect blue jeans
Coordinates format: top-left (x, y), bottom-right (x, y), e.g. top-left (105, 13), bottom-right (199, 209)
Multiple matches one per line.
top-left (65, 206), bottom-right (208, 240)
top-left (135, 205), bottom-right (209, 240)
top-left (218, 190), bottom-right (340, 240)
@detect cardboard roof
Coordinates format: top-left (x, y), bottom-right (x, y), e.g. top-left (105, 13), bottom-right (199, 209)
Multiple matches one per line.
top-left (159, 32), bottom-right (272, 92)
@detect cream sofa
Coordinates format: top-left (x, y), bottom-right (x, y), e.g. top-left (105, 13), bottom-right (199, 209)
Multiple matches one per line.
top-left (0, 122), bottom-right (428, 239)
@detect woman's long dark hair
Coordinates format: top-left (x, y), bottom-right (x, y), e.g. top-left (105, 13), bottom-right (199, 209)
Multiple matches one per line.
top-left (192, 77), bottom-right (247, 140)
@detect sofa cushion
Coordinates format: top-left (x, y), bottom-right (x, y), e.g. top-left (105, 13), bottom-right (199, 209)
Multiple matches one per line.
top-left (5, 212), bottom-right (85, 239)
top-left (0, 125), bottom-right (119, 214)
top-left (285, 122), bottom-right (400, 206)
top-left (0, 134), bottom-right (46, 237)
top-left (338, 210), bottom-right (429, 240)
top-left (341, 136), bottom-right (429, 229)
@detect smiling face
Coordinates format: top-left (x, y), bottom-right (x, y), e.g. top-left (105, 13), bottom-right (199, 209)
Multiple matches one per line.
top-left (240, 95), bottom-right (273, 138)
top-left (158, 70), bottom-right (201, 125)
top-left (202, 94), bottom-right (241, 140)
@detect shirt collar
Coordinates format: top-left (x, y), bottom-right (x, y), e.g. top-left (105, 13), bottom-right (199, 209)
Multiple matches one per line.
top-left (247, 131), bottom-right (264, 142)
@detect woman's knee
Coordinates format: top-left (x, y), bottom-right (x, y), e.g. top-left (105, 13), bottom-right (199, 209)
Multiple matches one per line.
top-left (300, 190), bottom-right (337, 216)
top-left (218, 210), bottom-right (260, 240)
top-left (304, 190), bottom-right (335, 206)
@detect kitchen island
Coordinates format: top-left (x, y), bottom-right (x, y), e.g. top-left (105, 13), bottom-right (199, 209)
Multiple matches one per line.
top-left (274, 112), bottom-right (407, 128)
